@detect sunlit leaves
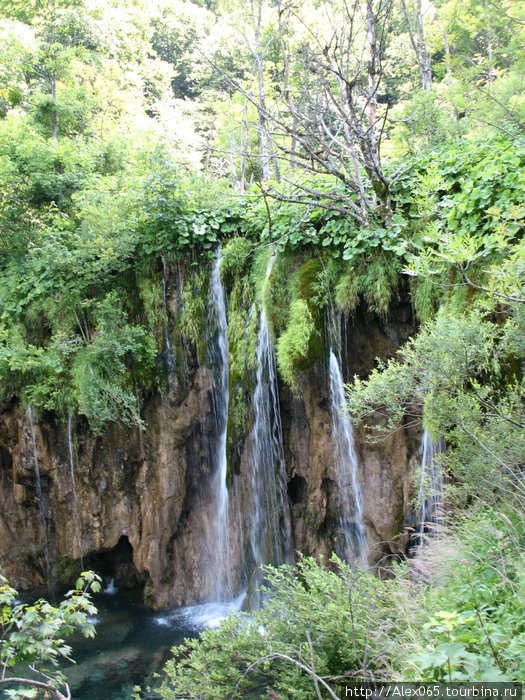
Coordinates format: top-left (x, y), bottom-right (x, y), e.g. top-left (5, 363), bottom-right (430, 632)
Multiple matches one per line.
top-left (0, 572), bottom-right (101, 699)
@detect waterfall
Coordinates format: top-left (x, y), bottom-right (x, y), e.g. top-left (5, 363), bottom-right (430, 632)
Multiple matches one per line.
top-left (247, 252), bottom-right (293, 597)
top-left (205, 248), bottom-right (232, 601)
top-left (326, 305), bottom-right (367, 566)
top-left (67, 412), bottom-right (84, 568)
top-left (417, 430), bottom-right (445, 544)
top-left (328, 351), bottom-right (368, 565)
top-left (134, 384), bottom-right (145, 461)
top-left (27, 406), bottom-right (52, 583)
top-left (162, 276), bottom-right (175, 371)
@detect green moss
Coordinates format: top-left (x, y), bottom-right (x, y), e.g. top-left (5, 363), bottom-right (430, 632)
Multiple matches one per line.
top-left (335, 264), bottom-right (362, 315)
top-left (56, 557), bottom-right (82, 585)
top-left (412, 276), bottom-right (441, 323)
top-left (221, 237), bottom-right (254, 286)
top-left (229, 385), bottom-right (248, 438)
top-left (252, 247), bottom-right (272, 302)
top-left (298, 258), bottom-right (324, 306)
top-left (143, 583), bottom-right (155, 608)
top-left (225, 251), bottom-right (259, 461)
top-left (138, 274), bottom-right (164, 346)
top-left (265, 252), bottom-right (296, 337)
top-left (226, 383), bottom-right (252, 474)
top-left (391, 495), bottom-right (406, 537)
top-left (228, 276), bottom-right (258, 386)
top-left (335, 253), bottom-right (400, 319)
top-left (180, 268), bottom-right (209, 349)
top-left (270, 256), bottom-right (329, 388)
top-left (362, 256), bottom-right (400, 319)
top-left (276, 298), bottom-right (320, 388)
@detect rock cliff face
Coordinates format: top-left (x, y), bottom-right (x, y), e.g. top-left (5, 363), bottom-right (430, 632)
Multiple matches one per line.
top-left (0, 268), bottom-right (418, 607)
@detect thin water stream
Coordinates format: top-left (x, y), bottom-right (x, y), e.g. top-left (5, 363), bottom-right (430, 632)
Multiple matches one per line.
top-left (246, 252), bottom-right (293, 598)
top-left (27, 406), bottom-right (52, 585)
top-left (326, 304), bottom-right (368, 566)
top-left (328, 350), bottom-right (368, 565)
top-left (417, 430), bottom-right (445, 545)
top-left (204, 248), bottom-right (233, 601)
top-left (67, 412), bottom-right (84, 568)
top-left (161, 276), bottom-right (174, 371)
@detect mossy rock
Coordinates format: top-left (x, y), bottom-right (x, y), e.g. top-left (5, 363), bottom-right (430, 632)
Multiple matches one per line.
top-left (181, 266), bottom-right (211, 363)
top-left (226, 383), bottom-right (253, 475)
top-left (276, 298), bottom-right (323, 388)
top-left (56, 557), bottom-right (82, 585)
top-left (265, 252), bottom-right (296, 337)
top-left (220, 237), bottom-right (254, 287)
top-left (298, 258), bottom-right (324, 308)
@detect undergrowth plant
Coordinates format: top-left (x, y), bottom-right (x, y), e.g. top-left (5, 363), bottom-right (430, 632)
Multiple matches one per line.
top-left (156, 556), bottom-right (413, 700)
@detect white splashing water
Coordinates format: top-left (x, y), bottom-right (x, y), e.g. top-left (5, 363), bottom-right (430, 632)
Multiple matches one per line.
top-left (154, 590), bottom-right (245, 631)
top-left (247, 252), bottom-right (293, 596)
top-left (27, 406), bottom-right (52, 582)
top-left (206, 248), bottom-right (232, 601)
top-left (417, 430), bottom-right (445, 544)
top-left (102, 577), bottom-right (118, 595)
top-left (328, 346), bottom-right (367, 566)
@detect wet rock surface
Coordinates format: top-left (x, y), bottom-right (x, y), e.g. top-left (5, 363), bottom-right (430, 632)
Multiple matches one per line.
top-left (0, 275), bottom-right (417, 605)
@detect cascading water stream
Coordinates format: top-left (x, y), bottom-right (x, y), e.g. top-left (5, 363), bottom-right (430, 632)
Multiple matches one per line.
top-left (417, 430), bottom-right (445, 545)
top-left (27, 406), bottom-right (52, 585)
top-left (247, 252), bottom-right (293, 596)
top-left (134, 384), bottom-right (145, 461)
top-left (161, 276), bottom-right (175, 371)
top-left (328, 351), bottom-right (368, 565)
top-left (326, 304), bottom-right (368, 566)
top-left (67, 412), bottom-right (84, 568)
top-left (205, 248), bottom-right (232, 601)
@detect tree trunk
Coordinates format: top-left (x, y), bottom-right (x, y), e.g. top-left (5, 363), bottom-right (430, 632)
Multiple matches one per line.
top-left (416, 0), bottom-right (432, 89)
top-left (51, 70), bottom-right (58, 139)
top-left (400, 0), bottom-right (432, 90)
top-left (228, 93), bottom-right (240, 189)
top-left (253, 0), bottom-right (271, 182)
top-left (367, 0), bottom-right (378, 128)
top-left (240, 99), bottom-right (248, 192)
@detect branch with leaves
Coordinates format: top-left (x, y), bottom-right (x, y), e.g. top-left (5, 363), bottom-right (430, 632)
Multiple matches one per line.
top-left (0, 571), bottom-right (101, 700)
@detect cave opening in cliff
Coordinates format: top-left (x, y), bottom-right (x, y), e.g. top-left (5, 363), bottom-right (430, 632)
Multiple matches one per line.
top-left (287, 474), bottom-right (307, 506)
top-left (84, 535), bottom-right (147, 590)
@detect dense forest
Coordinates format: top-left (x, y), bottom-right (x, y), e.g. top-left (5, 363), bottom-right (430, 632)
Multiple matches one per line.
top-left (0, 0), bottom-right (523, 697)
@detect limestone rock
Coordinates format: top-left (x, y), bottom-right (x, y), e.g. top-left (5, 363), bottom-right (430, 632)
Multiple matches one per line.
top-left (0, 273), bottom-right (418, 605)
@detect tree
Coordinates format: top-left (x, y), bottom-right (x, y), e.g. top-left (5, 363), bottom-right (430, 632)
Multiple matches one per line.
top-left (10, 0), bottom-right (98, 139)
top-left (269, 0), bottom-right (394, 226)
top-left (399, 0), bottom-right (433, 90)
top-left (433, 0), bottom-right (525, 136)
top-left (0, 571), bottom-right (101, 700)
top-left (203, 0), bottom-right (395, 225)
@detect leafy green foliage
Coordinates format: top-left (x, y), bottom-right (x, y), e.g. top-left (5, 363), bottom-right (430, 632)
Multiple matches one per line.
top-left (391, 137), bottom-right (525, 320)
top-left (70, 294), bottom-right (156, 433)
top-left (347, 310), bottom-right (503, 435)
top-left (158, 556), bottom-right (409, 699)
top-left (276, 298), bottom-right (319, 388)
top-left (180, 268), bottom-right (209, 348)
top-left (153, 509), bottom-right (525, 695)
top-left (0, 0), bottom-right (523, 695)
top-left (405, 507), bottom-right (525, 682)
top-left (0, 571), bottom-right (101, 699)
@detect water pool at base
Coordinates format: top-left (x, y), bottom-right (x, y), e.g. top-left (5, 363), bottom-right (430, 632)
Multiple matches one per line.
top-left (66, 586), bottom-right (245, 700)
